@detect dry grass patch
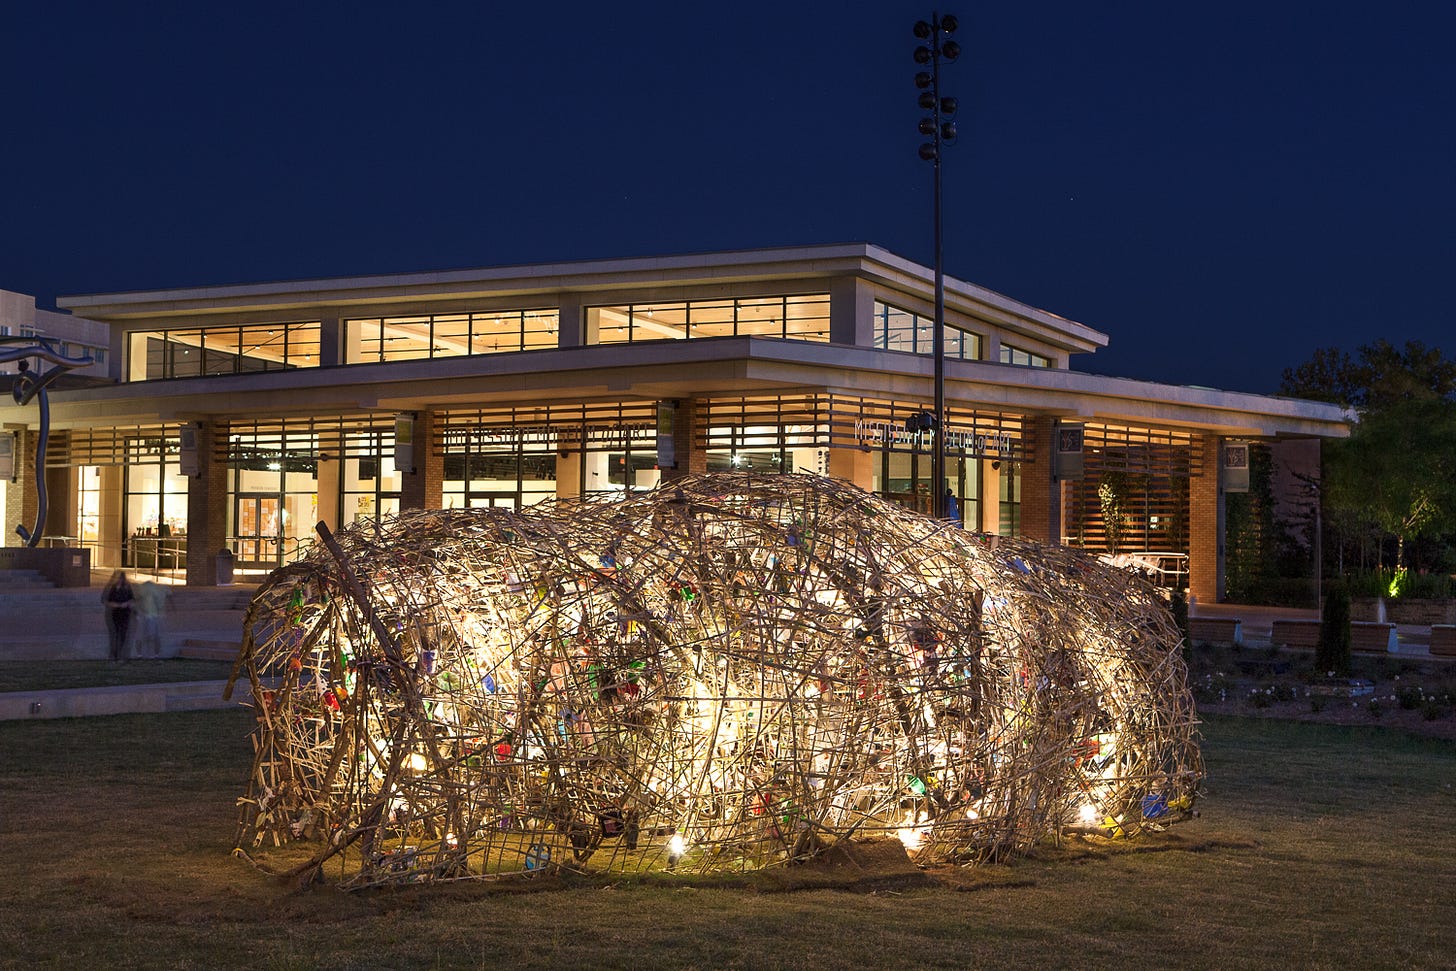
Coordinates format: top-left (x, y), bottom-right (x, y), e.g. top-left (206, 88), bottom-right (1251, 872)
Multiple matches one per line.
top-left (1, 710), bottom-right (1453, 970)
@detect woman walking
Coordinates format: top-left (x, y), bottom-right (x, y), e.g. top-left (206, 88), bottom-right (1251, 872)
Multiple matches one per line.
top-left (102, 570), bottom-right (135, 663)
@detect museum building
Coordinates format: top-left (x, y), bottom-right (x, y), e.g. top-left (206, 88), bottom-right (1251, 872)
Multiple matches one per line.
top-left (3, 244), bottom-right (1348, 602)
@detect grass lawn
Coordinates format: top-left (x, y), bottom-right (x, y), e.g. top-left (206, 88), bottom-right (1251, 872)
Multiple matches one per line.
top-left (0, 659), bottom-right (237, 693)
top-left (0, 709), bottom-right (1452, 970)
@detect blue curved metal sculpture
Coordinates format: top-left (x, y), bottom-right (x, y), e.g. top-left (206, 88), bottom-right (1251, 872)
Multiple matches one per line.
top-left (1, 337), bottom-right (93, 547)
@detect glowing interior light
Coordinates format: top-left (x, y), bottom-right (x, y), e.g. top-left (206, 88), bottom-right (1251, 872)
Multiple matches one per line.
top-left (668, 834), bottom-right (687, 857)
top-left (896, 811), bottom-right (928, 851)
top-left (1078, 803), bottom-right (1098, 825)
top-left (406, 753), bottom-right (428, 773)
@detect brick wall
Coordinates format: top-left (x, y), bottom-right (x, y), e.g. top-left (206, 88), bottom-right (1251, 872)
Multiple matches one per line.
top-left (1188, 433), bottom-right (1223, 604)
top-left (185, 421), bottom-right (230, 585)
top-left (659, 400), bottom-right (706, 481)
top-left (1019, 416), bottom-right (1057, 543)
top-left (399, 411), bottom-right (443, 510)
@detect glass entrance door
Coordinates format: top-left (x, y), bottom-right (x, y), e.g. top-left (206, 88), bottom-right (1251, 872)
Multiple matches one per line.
top-left (235, 494), bottom-right (282, 569)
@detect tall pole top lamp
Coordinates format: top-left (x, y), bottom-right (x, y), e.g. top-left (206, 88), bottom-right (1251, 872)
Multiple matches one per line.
top-left (914, 13), bottom-right (959, 521)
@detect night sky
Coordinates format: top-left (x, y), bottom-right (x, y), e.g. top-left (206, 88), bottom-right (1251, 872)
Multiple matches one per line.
top-left (4, 1), bottom-right (1452, 394)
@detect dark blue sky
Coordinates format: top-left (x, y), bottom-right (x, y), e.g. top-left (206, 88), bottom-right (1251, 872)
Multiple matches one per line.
top-left (4, 1), bottom-right (1452, 394)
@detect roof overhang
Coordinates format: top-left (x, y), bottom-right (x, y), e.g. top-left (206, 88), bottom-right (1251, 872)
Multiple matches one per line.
top-left (31, 338), bottom-right (1349, 440)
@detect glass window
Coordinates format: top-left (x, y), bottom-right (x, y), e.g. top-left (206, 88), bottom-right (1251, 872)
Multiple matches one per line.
top-left (999, 344), bottom-right (1050, 367)
top-left (442, 441), bottom-right (558, 510)
top-left (170, 331), bottom-right (204, 378)
top-left (341, 431), bottom-right (401, 524)
top-left (872, 301), bottom-right (980, 359)
top-left (998, 462), bottom-right (1021, 536)
top-left (736, 298), bottom-right (784, 337)
top-left (785, 295), bottom-right (830, 341)
top-left (77, 466), bottom-right (102, 549)
top-left (123, 435), bottom-right (187, 569)
top-left (377, 315), bottom-right (432, 362)
top-left (431, 314), bottom-right (470, 357)
top-left (127, 321), bottom-right (321, 380)
top-left (345, 308), bottom-right (560, 362)
top-left (689, 300), bottom-right (735, 338)
top-left (471, 313), bottom-right (518, 354)
top-left (521, 310), bottom-right (558, 351)
top-left (587, 295), bottom-right (832, 345)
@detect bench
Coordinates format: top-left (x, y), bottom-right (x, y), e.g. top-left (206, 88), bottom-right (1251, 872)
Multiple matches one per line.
top-left (1188, 617), bottom-right (1242, 645)
top-left (1268, 620), bottom-right (1396, 654)
top-left (1351, 622), bottom-right (1397, 654)
top-left (1432, 625), bottom-right (1456, 658)
top-left (1270, 619), bottom-right (1320, 648)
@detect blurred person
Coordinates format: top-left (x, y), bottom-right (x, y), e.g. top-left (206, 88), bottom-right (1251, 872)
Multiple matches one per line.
top-left (102, 570), bottom-right (134, 663)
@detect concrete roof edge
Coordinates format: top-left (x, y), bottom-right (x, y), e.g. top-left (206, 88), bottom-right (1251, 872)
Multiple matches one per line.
top-left (55, 244), bottom-right (884, 313)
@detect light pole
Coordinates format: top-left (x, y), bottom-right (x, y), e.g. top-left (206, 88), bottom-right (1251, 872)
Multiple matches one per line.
top-left (914, 13), bottom-right (959, 520)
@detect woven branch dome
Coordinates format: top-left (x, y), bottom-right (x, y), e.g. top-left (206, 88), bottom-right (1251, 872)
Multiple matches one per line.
top-left (231, 472), bottom-right (1201, 887)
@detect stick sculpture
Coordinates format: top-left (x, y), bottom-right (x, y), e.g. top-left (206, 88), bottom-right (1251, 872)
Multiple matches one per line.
top-left (2, 337), bottom-right (93, 546)
top-left (229, 473), bottom-right (1201, 887)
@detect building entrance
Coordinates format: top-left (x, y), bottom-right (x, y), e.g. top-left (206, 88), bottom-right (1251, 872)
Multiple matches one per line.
top-left (234, 493), bottom-right (283, 570)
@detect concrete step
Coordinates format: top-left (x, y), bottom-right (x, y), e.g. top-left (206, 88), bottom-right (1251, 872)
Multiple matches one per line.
top-left (0, 569), bottom-right (55, 590)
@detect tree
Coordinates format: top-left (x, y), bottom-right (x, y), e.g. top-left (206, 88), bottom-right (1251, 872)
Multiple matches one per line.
top-left (1316, 582), bottom-right (1352, 677)
top-left (1282, 339), bottom-right (1456, 575)
top-left (1282, 338), bottom-right (1456, 409)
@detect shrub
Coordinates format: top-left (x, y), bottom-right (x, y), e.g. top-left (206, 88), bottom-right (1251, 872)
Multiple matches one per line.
top-left (1421, 698), bottom-right (1452, 721)
top-left (1317, 584), bottom-right (1353, 677)
top-left (1169, 588), bottom-right (1189, 654)
top-left (1396, 686), bottom-right (1423, 711)
top-left (1191, 675), bottom-right (1229, 706)
top-left (1310, 694), bottom-right (1329, 714)
top-left (1367, 698), bottom-right (1383, 718)
top-left (1344, 569), bottom-right (1454, 601)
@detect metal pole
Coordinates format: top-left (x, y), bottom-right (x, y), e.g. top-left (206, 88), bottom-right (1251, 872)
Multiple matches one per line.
top-left (931, 11), bottom-right (947, 521)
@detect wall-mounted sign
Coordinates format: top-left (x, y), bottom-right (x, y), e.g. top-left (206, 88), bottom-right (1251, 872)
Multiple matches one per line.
top-left (852, 417), bottom-right (1016, 458)
top-left (394, 414), bottom-right (415, 474)
top-left (0, 431), bottom-right (13, 481)
top-left (656, 400), bottom-right (678, 470)
top-left (1054, 422), bottom-right (1084, 481)
top-left (1223, 442), bottom-right (1250, 493)
top-left (178, 423), bottom-right (201, 476)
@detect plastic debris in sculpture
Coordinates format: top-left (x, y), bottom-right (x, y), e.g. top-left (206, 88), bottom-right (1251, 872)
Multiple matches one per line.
top-left (229, 473), bottom-right (1202, 887)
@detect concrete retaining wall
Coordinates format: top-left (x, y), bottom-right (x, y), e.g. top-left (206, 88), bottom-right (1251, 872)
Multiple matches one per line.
top-left (0, 547), bottom-right (91, 586)
top-left (0, 679), bottom-right (255, 720)
top-left (1351, 598), bottom-right (1456, 626)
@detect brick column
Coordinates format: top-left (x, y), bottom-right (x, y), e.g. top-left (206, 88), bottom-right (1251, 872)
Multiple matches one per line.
top-left (185, 421), bottom-right (230, 586)
top-left (658, 399), bottom-right (706, 482)
top-left (16, 427), bottom-right (38, 546)
top-left (399, 411), bottom-right (443, 510)
top-left (1018, 416), bottom-right (1058, 544)
top-left (1188, 434), bottom-right (1224, 604)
